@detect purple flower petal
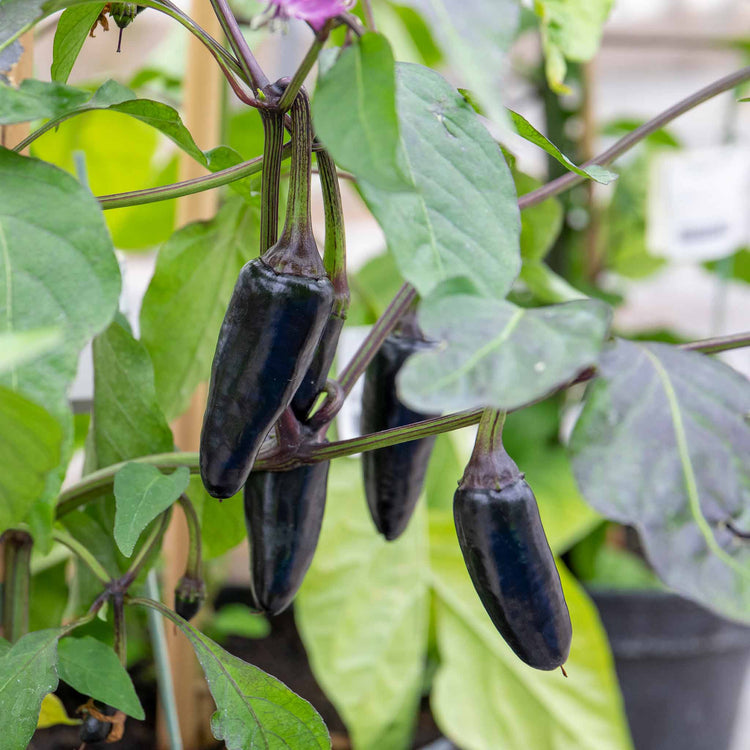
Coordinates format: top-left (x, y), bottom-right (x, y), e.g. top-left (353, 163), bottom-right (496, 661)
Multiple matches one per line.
top-left (269, 0), bottom-right (352, 30)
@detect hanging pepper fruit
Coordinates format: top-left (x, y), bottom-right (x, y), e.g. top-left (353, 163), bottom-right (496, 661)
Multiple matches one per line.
top-left (360, 306), bottom-right (438, 540)
top-left (291, 147), bottom-right (350, 422)
top-left (200, 90), bottom-right (334, 499)
top-left (173, 495), bottom-right (206, 621)
top-left (453, 410), bottom-right (572, 671)
top-left (244, 427), bottom-right (329, 614)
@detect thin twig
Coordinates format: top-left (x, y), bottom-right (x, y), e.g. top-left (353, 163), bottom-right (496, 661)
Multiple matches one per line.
top-left (277, 24), bottom-right (332, 112)
top-left (361, 0), bottom-right (377, 31)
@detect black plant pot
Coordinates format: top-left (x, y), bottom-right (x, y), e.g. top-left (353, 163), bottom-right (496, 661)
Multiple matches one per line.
top-left (591, 590), bottom-right (750, 750)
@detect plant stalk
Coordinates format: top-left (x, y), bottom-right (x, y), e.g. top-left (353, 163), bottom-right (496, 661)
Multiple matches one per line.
top-left (318, 148), bottom-right (349, 310)
top-left (259, 110), bottom-right (286, 252)
top-left (1, 531), bottom-right (32, 642)
top-left (277, 24), bottom-right (332, 112)
top-left (120, 509), bottom-right (172, 590)
top-left (52, 529), bottom-right (111, 585)
top-left (177, 495), bottom-right (202, 578)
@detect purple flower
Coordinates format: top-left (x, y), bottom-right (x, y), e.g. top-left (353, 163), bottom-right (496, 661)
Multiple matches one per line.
top-left (268, 0), bottom-right (353, 30)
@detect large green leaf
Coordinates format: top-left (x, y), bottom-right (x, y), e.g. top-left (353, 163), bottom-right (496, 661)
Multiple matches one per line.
top-left (535, 0), bottom-right (614, 92)
top-left (57, 636), bottom-right (144, 719)
top-left (398, 293), bottom-right (611, 412)
top-left (296, 459), bottom-right (429, 750)
top-left (0, 328), bottom-right (62, 374)
top-left (113, 463), bottom-right (189, 556)
top-left (91, 318), bottom-right (174, 469)
top-left (140, 198), bottom-right (259, 420)
top-left (0, 629), bottom-right (62, 750)
top-left (0, 387), bottom-right (62, 534)
top-left (135, 603), bottom-right (331, 749)
top-left (398, 0), bottom-right (519, 128)
top-left (358, 63), bottom-right (520, 300)
top-left (570, 339), bottom-right (750, 622)
top-left (428, 515), bottom-right (632, 750)
top-left (313, 33), bottom-right (406, 190)
top-left (50, 4), bottom-right (106, 83)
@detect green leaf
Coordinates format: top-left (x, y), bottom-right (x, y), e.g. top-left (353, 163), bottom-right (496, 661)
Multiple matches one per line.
top-left (207, 604), bottom-right (270, 642)
top-left (29, 560), bottom-right (69, 632)
top-left (0, 78), bottom-right (94, 123)
top-left (519, 261), bottom-right (588, 304)
top-left (296, 459), bottom-right (429, 750)
top-left (0, 628), bottom-right (62, 750)
top-left (358, 63), bottom-right (521, 300)
top-left (0, 148), bottom-right (120, 412)
top-left (0, 386), bottom-right (62, 534)
top-left (428, 515), bottom-right (633, 750)
top-left (57, 636), bottom-right (144, 719)
top-left (50, 4), bottom-right (105, 83)
top-left (397, 0), bottom-right (519, 127)
top-left (515, 169), bottom-right (564, 263)
top-left (0, 328), bottom-right (62, 374)
top-left (398, 293), bottom-right (611, 412)
top-left (535, 0), bottom-right (615, 92)
top-left (113, 464), bottom-right (189, 556)
top-left (570, 339), bottom-right (750, 621)
top-left (0, 637), bottom-right (10, 657)
top-left (140, 198), bottom-right (260, 420)
top-left (313, 33), bottom-right (406, 190)
top-left (91, 318), bottom-right (174, 468)
top-left (136, 602), bottom-right (331, 749)
top-left (509, 110), bottom-right (616, 184)
top-left (347, 249), bottom-right (404, 326)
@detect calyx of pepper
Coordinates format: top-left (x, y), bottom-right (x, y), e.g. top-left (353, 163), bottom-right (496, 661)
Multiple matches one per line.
top-left (262, 89), bottom-right (327, 279)
top-left (174, 574), bottom-right (206, 622)
top-left (458, 410), bottom-right (522, 491)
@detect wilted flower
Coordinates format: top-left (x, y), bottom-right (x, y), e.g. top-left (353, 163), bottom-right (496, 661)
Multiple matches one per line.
top-left (267, 0), bottom-right (354, 30)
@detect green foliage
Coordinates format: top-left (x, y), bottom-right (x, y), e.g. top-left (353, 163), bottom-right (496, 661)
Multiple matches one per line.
top-left (0, 629), bottom-right (62, 750)
top-left (206, 604), bottom-right (270, 642)
top-left (571, 340), bottom-right (750, 621)
top-left (534, 0), bottom-right (614, 92)
top-left (314, 33), bottom-right (406, 190)
top-left (29, 561), bottom-right (68, 632)
top-left (399, 293), bottom-right (611, 412)
top-left (0, 329), bottom-right (62, 374)
top-left (56, 636), bottom-right (145, 719)
top-left (50, 4), bottom-right (106, 83)
top-left (113, 464), bottom-right (189, 556)
top-left (140, 198), bottom-right (260, 420)
top-left (359, 63), bottom-right (521, 300)
top-left (296, 459), bottom-right (429, 750)
top-left (509, 110), bottom-right (616, 184)
top-left (0, 387), bottom-right (62, 534)
top-left (91, 319), bottom-right (174, 468)
top-left (186, 476), bottom-right (247, 559)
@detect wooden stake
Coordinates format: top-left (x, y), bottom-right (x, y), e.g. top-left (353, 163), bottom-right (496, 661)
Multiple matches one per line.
top-left (157, 3), bottom-right (223, 746)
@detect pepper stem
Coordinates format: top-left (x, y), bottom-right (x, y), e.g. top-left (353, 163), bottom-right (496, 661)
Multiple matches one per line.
top-left (460, 409), bottom-right (522, 491)
top-left (259, 108), bottom-right (286, 254)
top-left (177, 494), bottom-right (202, 579)
top-left (1, 531), bottom-right (32, 642)
top-left (317, 148), bottom-right (349, 316)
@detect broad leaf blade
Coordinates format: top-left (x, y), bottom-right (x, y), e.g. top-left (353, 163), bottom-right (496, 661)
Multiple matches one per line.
top-left (509, 110), bottom-right (616, 184)
top-left (140, 198), bottom-right (259, 420)
top-left (135, 603), bottom-right (331, 749)
top-left (57, 636), bottom-right (144, 719)
top-left (0, 629), bottom-right (62, 750)
top-left (0, 328), bottom-right (62, 373)
top-left (37, 693), bottom-right (79, 728)
top-left (91, 318), bottom-right (174, 468)
top-left (313, 33), bottom-right (406, 190)
top-left (51, 4), bottom-right (106, 83)
top-left (358, 63), bottom-right (520, 300)
top-left (570, 340), bottom-right (750, 621)
top-left (296, 459), bottom-right (429, 750)
top-left (398, 294), bottom-right (611, 412)
top-left (113, 463), bottom-right (189, 556)
top-left (0, 386), bottom-right (62, 533)
top-left (428, 515), bottom-right (632, 750)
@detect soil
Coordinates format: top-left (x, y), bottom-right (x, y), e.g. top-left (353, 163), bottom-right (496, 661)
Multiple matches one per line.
top-left (30, 586), bottom-right (444, 750)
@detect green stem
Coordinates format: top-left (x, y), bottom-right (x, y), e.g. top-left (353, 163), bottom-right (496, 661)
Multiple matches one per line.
top-left (259, 111), bottom-right (286, 252)
top-left (52, 330), bottom-right (750, 515)
top-left (113, 594), bottom-right (127, 666)
top-left (337, 284), bottom-right (417, 396)
top-left (143, 573), bottom-right (183, 750)
top-left (277, 24), bottom-right (332, 112)
top-left (459, 409), bottom-right (519, 491)
top-left (177, 495), bottom-right (202, 578)
top-left (121, 509), bottom-right (172, 589)
top-left (2, 531), bottom-right (32, 642)
top-left (318, 148), bottom-right (349, 312)
top-left (280, 90), bottom-right (313, 236)
top-left (52, 529), bottom-right (111, 585)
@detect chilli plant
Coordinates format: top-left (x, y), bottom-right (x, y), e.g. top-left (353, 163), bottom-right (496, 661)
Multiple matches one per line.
top-left (0, 1), bottom-right (749, 749)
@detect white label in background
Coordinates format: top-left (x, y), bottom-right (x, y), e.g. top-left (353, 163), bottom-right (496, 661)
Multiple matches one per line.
top-left (334, 326), bottom-right (371, 443)
top-left (648, 144), bottom-right (750, 263)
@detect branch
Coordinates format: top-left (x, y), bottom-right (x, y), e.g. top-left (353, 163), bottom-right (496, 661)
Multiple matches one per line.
top-left (519, 66), bottom-right (750, 210)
